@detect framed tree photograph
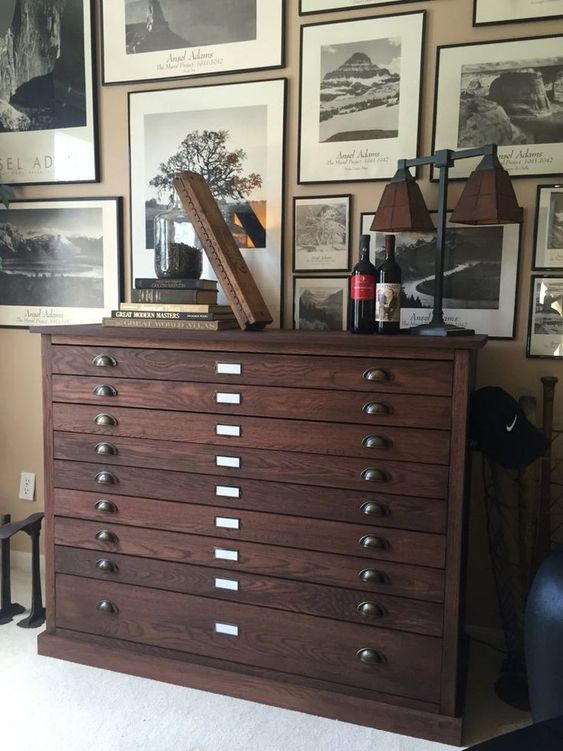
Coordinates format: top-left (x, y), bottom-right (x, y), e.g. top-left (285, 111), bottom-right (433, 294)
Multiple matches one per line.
top-left (298, 11), bottom-right (425, 183)
top-left (300, 0), bottom-right (427, 14)
top-left (528, 275), bottom-right (563, 358)
top-left (129, 79), bottom-right (286, 326)
top-left (473, 0), bottom-right (563, 26)
top-left (293, 195), bottom-right (351, 272)
top-left (433, 35), bottom-right (563, 180)
top-left (361, 211), bottom-right (521, 338)
top-left (101, 0), bottom-right (284, 85)
top-left (0, 0), bottom-right (98, 185)
top-left (293, 276), bottom-right (349, 330)
top-left (533, 185), bottom-right (563, 270)
top-left (0, 198), bottom-right (122, 328)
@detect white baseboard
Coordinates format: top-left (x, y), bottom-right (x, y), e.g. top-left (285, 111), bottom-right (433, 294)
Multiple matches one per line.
top-left (11, 550), bottom-right (46, 578)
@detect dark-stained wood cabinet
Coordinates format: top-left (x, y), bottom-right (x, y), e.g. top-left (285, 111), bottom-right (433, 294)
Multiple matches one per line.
top-left (36, 325), bottom-right (485, 744)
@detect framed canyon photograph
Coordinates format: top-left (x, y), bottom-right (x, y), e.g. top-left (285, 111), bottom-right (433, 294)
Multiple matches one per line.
top-left (298, 11), bottom-right (425, 183)
top-left (129, 79), bottom-right (286, 326)
top-left (528, 275), bottom-right (563, 358)
top-left (300, 0), bottom-right (427, 14)
top-left (293, 195), bottom-right (351, 272)
top-left (0, 0), bottom-right (98, 185)
top-left (101, 0), bottom-right (284, 85)
top-left (0, 198), bottom-right (122, 327)
top-left (533, 185), bottom-right (563, 270)
top-left (473, 0), bottom-right (563, 26)
top-left (361, 211), bottom-right (521, 338)
top-left (433, 35), bottom-right (563, 179)
top-left (293, 276), bottom-right (349, 330)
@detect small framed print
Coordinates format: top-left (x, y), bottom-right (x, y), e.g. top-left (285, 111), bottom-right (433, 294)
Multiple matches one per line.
top-left (293, 276), bottom-right (349, 331)
top-left (533, 185), bottom-right (563, 270)
top-left (300, 0), bottom-right (427, 14)
top-left (473, 0), bottom-right (563, 26)
top-left (293, 195), bottom-right (351, 272)
top-left (527, 276), bottom-right (563, 358)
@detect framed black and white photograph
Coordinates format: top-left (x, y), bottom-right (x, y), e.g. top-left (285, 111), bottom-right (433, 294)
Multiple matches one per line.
top-left (293, 276), bottom-right (349, 330)
top-left (473, 0), bottom-right (563, 26)
top-left (528, 275), bottom-right (563, 358)
top-left (0, 198), bottom-right (122, 328)
top-left (433, 35), bottom-right (563, 180)
top-left (298, 12), bottom-right (425, 183)
top-left (361, 211), bottom-right (521, 338)
top-left (101, 0), bottom-right (284, 85)
top-left (534, 185), bottom-right (563, 270)
top-left (300, 0), bottom-right (427, 14)
top-left (129, 79), bottom-right (286, 326)
top-left (0, 0), bottom-right (98, 185)
top-left (293, 195), bottom-right (351, 272)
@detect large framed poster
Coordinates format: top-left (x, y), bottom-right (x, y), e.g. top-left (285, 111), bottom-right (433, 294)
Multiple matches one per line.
top-left (298, 11), bottom-right (425, 183)
top-left (300, 0), bottom-right (427, 14)
top-left (101, 0), bottom-right (285, 85)
top-left (129, 79), bottom-right (287, 326)
top-left (533, 185), bottom-right (563, 270)
top-left (433, 35), bottom-right (563, 179)
top-left (0, 0), bottom-right (98, 185)
top-left (473, 0), bottom-right (563, 26)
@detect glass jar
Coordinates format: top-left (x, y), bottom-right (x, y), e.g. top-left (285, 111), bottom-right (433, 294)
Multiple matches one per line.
top-left (153, 195), bottom-right (203, 279)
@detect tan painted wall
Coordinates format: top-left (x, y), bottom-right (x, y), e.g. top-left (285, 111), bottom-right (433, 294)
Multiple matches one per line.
top-left (1, 0), bottom-right (562, 625)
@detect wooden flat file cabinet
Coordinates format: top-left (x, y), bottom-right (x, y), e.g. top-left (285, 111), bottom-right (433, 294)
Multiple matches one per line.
top-left (36, 326), bottom-right (485, 744)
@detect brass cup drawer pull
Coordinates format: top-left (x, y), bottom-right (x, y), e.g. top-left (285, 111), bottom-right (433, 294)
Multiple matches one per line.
top-left (95, 471), bottom-right (118, 485)
top-left (95, 442), bottom-right (118, 456)
top-left (363, 402), bottom-right (391, 416)
top-left (95, 500), bottom-right (118, 514)
top-left (362, 468), bottom-right (389, 483)
top-left (96, 529), bottom-right (119, 544)
top-left (96, 558), bottom-right (119, 573)
top-left (93, 384), bottom-right (118, 397)
top-left (360, 534), bottom-right (388, 550)
top-left (96, 599), bottom-right (119, 615)
top-left (356, 648), bottom-right (385, 666)
top-left (359, 568), bottom-right (388, 585)
top-left (92, 354), bottom-right (117, 368)
top-left (363, 368), bottom-right (390, 383)
top-left (362, 435), bottom-right (389, 449)
top-left (360, 501), bottom-right (388, 517)
top-left (94, 413), bottom-right (118, 427)
top-left (357, 601), bottom-right (385, 619)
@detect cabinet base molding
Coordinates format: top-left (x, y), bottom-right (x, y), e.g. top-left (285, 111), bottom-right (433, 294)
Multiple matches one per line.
top-left (38, 631), bottom-right (462, 745)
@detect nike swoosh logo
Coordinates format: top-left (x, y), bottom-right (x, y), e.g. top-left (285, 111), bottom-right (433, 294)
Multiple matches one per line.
top-left (506, 415), bottom-right (517, 432)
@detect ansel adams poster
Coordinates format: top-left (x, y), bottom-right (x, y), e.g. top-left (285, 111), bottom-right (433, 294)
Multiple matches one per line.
top-left (434, 36), bottom-right (563, 179)
top-left (0, 199), bottom-right (121, 327)
top-left (528, 276), bottom-right (563, 357)
top-left (293, 195), bottom-right (351, 272)
top-left (129, 80), bottom-right (286, 326)
top-left (300, 0), bottom-right (427, 13)
top-left (474, 0), bottom-right (563, 25)
top-left (534, 185), bottom-right (563, 269)
top-left (293, 276), bottom-right (348, 331)
top-left (299, 12), bottom-right (424, 183)
top-left (102, 0), bottom-right (284, 84)
top-left (0, 0), bottom-right (97, 184)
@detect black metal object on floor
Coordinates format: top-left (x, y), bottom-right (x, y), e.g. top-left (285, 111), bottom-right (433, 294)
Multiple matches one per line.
top-left (0, 512), bottom-right (45, 628)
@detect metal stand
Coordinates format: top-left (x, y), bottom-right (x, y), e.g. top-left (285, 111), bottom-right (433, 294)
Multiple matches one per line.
top-left (0, 514), bottom-right (25, 624)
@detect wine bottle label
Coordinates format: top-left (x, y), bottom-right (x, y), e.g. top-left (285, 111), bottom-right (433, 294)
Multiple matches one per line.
top-left (351, 275), bottom-right (375, 300)
top-left (376, 283), bottom-right (401, 323)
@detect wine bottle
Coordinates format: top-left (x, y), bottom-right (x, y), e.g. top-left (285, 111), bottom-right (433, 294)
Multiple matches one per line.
top-left (349, 234), bottom-right (376, 334)
top-left (376, 234), bottom-right (401, 334)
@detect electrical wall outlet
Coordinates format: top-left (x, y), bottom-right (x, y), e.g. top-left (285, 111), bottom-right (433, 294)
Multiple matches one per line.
top-left (19, 471), bottom-right (36, 501)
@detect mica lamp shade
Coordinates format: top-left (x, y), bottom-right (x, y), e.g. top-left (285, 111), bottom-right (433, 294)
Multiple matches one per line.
top-left (450, 153), bottom-right (523, 225)
top-left (370, 167), bottom-right (434, 232)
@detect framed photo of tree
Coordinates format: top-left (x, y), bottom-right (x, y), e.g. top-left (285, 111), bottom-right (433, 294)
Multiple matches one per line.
top-left (473, 0), bottom-right (563, 26)
top-left (129, 79), bottom-right (287, 326)
top-left (293, 276), bottom-right (349, 330)
top-left (293, 195), bottom-right (351, 272)
top-left (533, 185), bottom-right (563, 270)
top-left (300, 0), bottom-right (427, 13)
top-left (0, 0), bottom-right (98, 185)
top-left (527, 275), bottom-right (563, 358)
top-left (298, 12), bottom-right (425, 184)
top-left (101, 0), bottom-right (284, 85)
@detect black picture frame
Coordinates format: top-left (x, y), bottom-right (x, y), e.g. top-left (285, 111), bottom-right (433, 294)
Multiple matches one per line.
top-left (533, 184), bottom-right (563, 271)
top-left (299, 0), bottom-right (428, 15)
top-left (293, 194), bottom-right (352, 273)
top-left (473, 0), bottom-right (563, 26)
top-left (293, 275), bottom-right (349, 331)
top-left (527, 275), bottom-right (563, 358)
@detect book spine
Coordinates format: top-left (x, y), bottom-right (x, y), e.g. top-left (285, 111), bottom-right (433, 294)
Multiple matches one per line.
top-left (112, 310), bottom-right (217, 321)
top-left (120, 302), bottom-right (230, 313)
top-left (103, 317), bottom-right (237, 331)
top-left (134, 277), bottom-right (216, 290)
top-left (131, 289), bottom-right (218, 304)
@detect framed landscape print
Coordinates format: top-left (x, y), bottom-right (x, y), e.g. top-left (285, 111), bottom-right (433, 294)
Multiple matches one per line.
top-left (528, 276), bottom-right (563, 358)
top-left (298, 12), bottom-right (425, 183)
top-left (293, 195), bottom-right (351, 272)
top-left (293, 276), bottom-right (349, 330)
top-left (0, 0), bottom-right (98, 185)
top-left (533, 185), bottom-right (563, 269)
top-left (129, 79), bottom-right (286, 326)
top-left (0, 198), bottom-right (122, 328)
top-left (300, 0), bottom-right (427, 14)
top-left (433, 35), bottom-right (563, 180)
top-left (474, 0), bottom-right (563, 26)
top-left (101, 0), bottom-right (284, 85)
top-left (361, 211), bottom-right (521, 338)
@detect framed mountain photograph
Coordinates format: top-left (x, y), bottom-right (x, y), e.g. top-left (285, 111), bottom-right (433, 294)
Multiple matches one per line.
top-left (300, 0), bottom-right (427, 14)
top-left (293, 276), bottom-right (349, 330)
top-left (533, 185), bottom-right (563, 270)
top-left (433, 35), bottom-right (563, 179)
top-left (0, 0), bottom-right (98, 185)
top-left (298, 11), bottom-right (425, 183)
top-left (0, 198), bottom-right (122, 327)
top-left (528, 275), bottom-right (563, 358)
top-left (293, 195), bottom-right (351, 272)
top-left (101, 0), bottom-right (284, 85)
top-left (474, 0), bottom-right (563, 26)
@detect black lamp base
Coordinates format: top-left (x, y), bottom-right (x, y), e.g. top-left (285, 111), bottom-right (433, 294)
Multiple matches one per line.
top-left (409, 321), bottom-right (475, 337)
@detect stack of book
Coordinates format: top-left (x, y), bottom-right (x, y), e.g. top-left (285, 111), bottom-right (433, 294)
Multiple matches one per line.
top-left (102, 278), bottom-right (239, 331)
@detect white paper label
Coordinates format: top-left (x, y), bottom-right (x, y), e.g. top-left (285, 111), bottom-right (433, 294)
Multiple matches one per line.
top-left (216, 455), bottom-right (241, 469)
top-left (214, 548), bottom-right (239, 562)
top-left (216, 363), bottom-right (242, 375)
top-left (216, 392), bottom-right (241, 405)
top-left (214, 622), bottom-right (239, 637)
top-left (216, 424), bottom-right (241, 437)
top-left (216, 485), bottom-right (240, 498)
top-left (215, 517), bottom-right (240, 530)
top-left (214, 578), bottom-right (239, 591)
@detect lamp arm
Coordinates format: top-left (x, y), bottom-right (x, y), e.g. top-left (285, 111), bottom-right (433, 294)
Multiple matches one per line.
top-left (430, 162), bottom-right (450, 327)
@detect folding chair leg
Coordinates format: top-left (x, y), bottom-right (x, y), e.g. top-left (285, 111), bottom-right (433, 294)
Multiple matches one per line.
top-left (0, 515), bottom-right (25, 625)
top-left (17, 525), bottom-right (45, 629)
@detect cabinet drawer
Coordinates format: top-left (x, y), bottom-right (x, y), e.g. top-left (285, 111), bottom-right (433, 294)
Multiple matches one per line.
top-left (54, 518), bottom-right (445, 601)
top-left (54, 490), bottom-right (445, 567)
top-left (55, 574), bottom-right (442, 701)
top-left (55, 547), bottom-right (444, 636)
top-left (51, 345), bottom-right (453, 395)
